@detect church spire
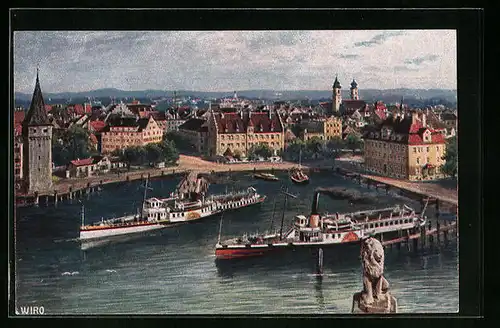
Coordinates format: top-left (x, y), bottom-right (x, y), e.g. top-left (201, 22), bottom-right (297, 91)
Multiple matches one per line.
top-left (24, 68), bottom-right (49, 126)
top-left (333, 74), bottom-right (341, 89)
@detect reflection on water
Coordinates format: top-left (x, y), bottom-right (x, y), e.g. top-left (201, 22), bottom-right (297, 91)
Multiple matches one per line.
top-left (15, 171), bottom-right (458, 314)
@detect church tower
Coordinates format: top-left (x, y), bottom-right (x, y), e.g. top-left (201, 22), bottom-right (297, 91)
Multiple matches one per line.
top-left (332, 75), bottom-right (342, 112)
top-left (350, 79), bottom-right (359, 100)
top-left (22, 69), bottom-right (53, 193)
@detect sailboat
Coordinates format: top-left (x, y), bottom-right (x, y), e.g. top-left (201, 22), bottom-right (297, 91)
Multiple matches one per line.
top-left (289, 149), bottom-right (309, 184)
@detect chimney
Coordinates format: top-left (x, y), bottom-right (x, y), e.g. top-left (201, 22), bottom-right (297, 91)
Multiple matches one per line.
top-left (421, 113), bottom-right (427, 127)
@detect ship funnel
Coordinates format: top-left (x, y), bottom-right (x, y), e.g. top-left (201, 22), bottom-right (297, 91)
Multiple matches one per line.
top-left (311, 188), bottom-right (327, 215)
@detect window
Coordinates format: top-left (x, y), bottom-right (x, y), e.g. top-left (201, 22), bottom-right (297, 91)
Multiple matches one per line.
top-left (38, 156), bottom-right (41, 160)
top-left (43, 128), bottom-right (48, 133)
top-left (426, 147), bottom-right (429, 152)
top-left (416, 157), bottom-right (420, 164)
top-left (427, 157), bottom-right (430, 163)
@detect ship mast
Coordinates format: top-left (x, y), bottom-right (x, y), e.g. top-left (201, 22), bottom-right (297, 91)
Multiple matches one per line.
top-left (79, 201), bottom-right (85, 227)
top-left (141, 177), bottom-right (150, 218)
top-left (279, 187), bottom-right (297, 240)
top-left (269, 195), bottom-right (278, 232)
top-left (298, 149), bottom-right (302, 170)
top-left (217, 212), bottom-right (224, 244)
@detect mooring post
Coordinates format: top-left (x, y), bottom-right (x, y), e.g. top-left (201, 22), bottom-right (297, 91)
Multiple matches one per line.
top-left (317, 248), bottom-right (324, 275)
top-left (34, 192), bottom-right (39, 206)
top-left (420, 224), bottom-right (426, 249)
top-left (161, 170), bottom-right (164, 176)
top-left (436, 221), bottom-right (441, 243)
top-left (435, 200), bottom-right (440, 218)
top-left (148, 173), bottom-right (151, 180)
top-left (54, 190), bottom-right (58, 206)
top-left (385, 185), bottom-right (390, 195)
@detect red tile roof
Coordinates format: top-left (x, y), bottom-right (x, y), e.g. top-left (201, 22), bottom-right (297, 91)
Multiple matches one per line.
top-left (45, 104), bottom-right (52, 112)
top-left (89, 134), bottom-right (98, 144)
top-left (365, 113), bottom-right (446, 145)
top-left (374, 109), bottom-right (386, 120)
top-left (72, 104), bottom-right (85, 115)
top-left (89, 120), bottom-right (107, 132)
top-left (85, 104), bottom-right (92, 113)
top-left (70, 158), bottom-right (93, 166)
top-left (14, 124), bottom-right (22, 136)
top-left (14, 111), bottom-right (25, 126)
top-left (214, 112), bottom-right (282, 134)
top-left (342, 100), bottom-right (366, 111)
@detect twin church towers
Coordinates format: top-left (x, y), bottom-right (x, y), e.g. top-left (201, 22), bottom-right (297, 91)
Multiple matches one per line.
top-left (332, 75), bottom-right (360, 112)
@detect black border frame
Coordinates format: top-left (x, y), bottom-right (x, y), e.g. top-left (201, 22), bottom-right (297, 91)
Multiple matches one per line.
top-left (7, 7), bottom-right (483, 324)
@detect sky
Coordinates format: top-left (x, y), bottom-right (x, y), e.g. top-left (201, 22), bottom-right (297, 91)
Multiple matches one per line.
top-left (13, 30), bottom-right (456, 94)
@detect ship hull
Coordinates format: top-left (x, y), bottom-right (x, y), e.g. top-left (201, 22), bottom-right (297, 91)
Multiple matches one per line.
top-left (254, 174), bottom-right (279, 181)
top-left (290, 176), bottom-right (310, 185)
top-left (215, 239), bottom-right (361, 260)
top-left (80, 222), bottom-right (170, 241)
top-left (80, 196), bottom-right (266, 241)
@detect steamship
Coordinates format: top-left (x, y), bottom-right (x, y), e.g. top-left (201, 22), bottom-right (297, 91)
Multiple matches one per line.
top-left (79, 173), bottom-right (266, 241)
top-left (215, 188), bottom-right (427, 260)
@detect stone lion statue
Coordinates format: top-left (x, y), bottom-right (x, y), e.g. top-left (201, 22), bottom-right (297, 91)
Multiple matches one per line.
top-left (360, 237), bottom-right (389, 305)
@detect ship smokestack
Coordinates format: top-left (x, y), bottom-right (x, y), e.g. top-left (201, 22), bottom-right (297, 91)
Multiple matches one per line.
top-left (311, 189), bottom-right (321, 215)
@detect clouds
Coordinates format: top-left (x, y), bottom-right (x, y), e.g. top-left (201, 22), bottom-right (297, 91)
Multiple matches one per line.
top-left (13, 30), bottom-right (456, 93)
top-left (353, 31), bottom-right (405, 47)
top-left (404, 54), bottom-right (439, 65)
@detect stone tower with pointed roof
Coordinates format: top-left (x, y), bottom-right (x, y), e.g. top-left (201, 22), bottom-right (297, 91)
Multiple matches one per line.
top-left (22, 70), bottom-right (53, 193)
top-left (332, 75), bottom-right (342, 112)
top-left (350, 79), bottom-right (359, 100)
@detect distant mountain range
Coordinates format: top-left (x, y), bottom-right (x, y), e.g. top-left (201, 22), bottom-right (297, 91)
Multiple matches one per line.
top-left (14, 88), bottom-right (457, 108)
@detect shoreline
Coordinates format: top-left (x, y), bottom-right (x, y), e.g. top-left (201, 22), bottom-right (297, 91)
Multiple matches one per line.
top-left (15, 155), bottom-right (333, 198)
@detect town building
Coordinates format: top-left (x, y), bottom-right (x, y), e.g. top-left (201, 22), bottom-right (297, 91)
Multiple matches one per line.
top-left (363, 111), bottom-right (447, 181)
top-left (177, 118), bottom-right (209, 153)
top-left (100, 115), bottom-right (163, 154)
top-left (66, 155), bottom-right (125, 178)
top-left (296, 115), bottom-right (343, 142)
top-left (206, 110), bottom-right (285, 158)
top-left (22, 70), bottom-right (53, 192)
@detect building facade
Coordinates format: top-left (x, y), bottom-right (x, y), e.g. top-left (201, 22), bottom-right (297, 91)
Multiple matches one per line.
top-left (22, 71), bottom-right (53, 193)
top-left (363, 112), bottom-right (447, 181)
top-left (177, 118), bottom-right (209, 153)
top-left (207, 110), bottom-right (285, 158)
top-left (100, 116), bottom-right (163, 153)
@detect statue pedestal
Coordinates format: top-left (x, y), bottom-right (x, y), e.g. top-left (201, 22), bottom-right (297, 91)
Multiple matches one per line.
top-left (351, 292), bottom-right (397, 314)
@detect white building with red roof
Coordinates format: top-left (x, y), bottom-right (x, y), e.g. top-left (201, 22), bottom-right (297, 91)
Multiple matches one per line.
top-left (363, 111), bottom-right (447, 181)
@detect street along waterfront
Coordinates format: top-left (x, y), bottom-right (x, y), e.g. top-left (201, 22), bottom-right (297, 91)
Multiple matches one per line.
top-left (15, 171), bottom-right (458, 314)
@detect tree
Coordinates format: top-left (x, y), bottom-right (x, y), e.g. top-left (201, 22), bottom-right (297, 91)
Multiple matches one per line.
top-left (254, 143), bottom-right (273, 159)
top-left (305, 136), bottom-right (324, 159)
top-left (345, 134), bottom-right (363, 151)
top-left (283, 139), bottom-right (306, 161)
top-left (441, 136), bottom-right (457, 178)
top-left (160, 139), bottom-right (179, 164)
top-left (233, 149), bottom-right (243, 160)
top-left (51, 125), bottom-right (97, 166)
top-left (247, 143), bottom-right (273, 160)
top-left (325, 137), bottom-right (345, 160)
top-left (145, 143), bottom-right (164, 164)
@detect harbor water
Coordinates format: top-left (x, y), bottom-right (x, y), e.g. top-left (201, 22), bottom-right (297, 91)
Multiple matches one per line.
top-left (14, 171), bottom-right (459, 314)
